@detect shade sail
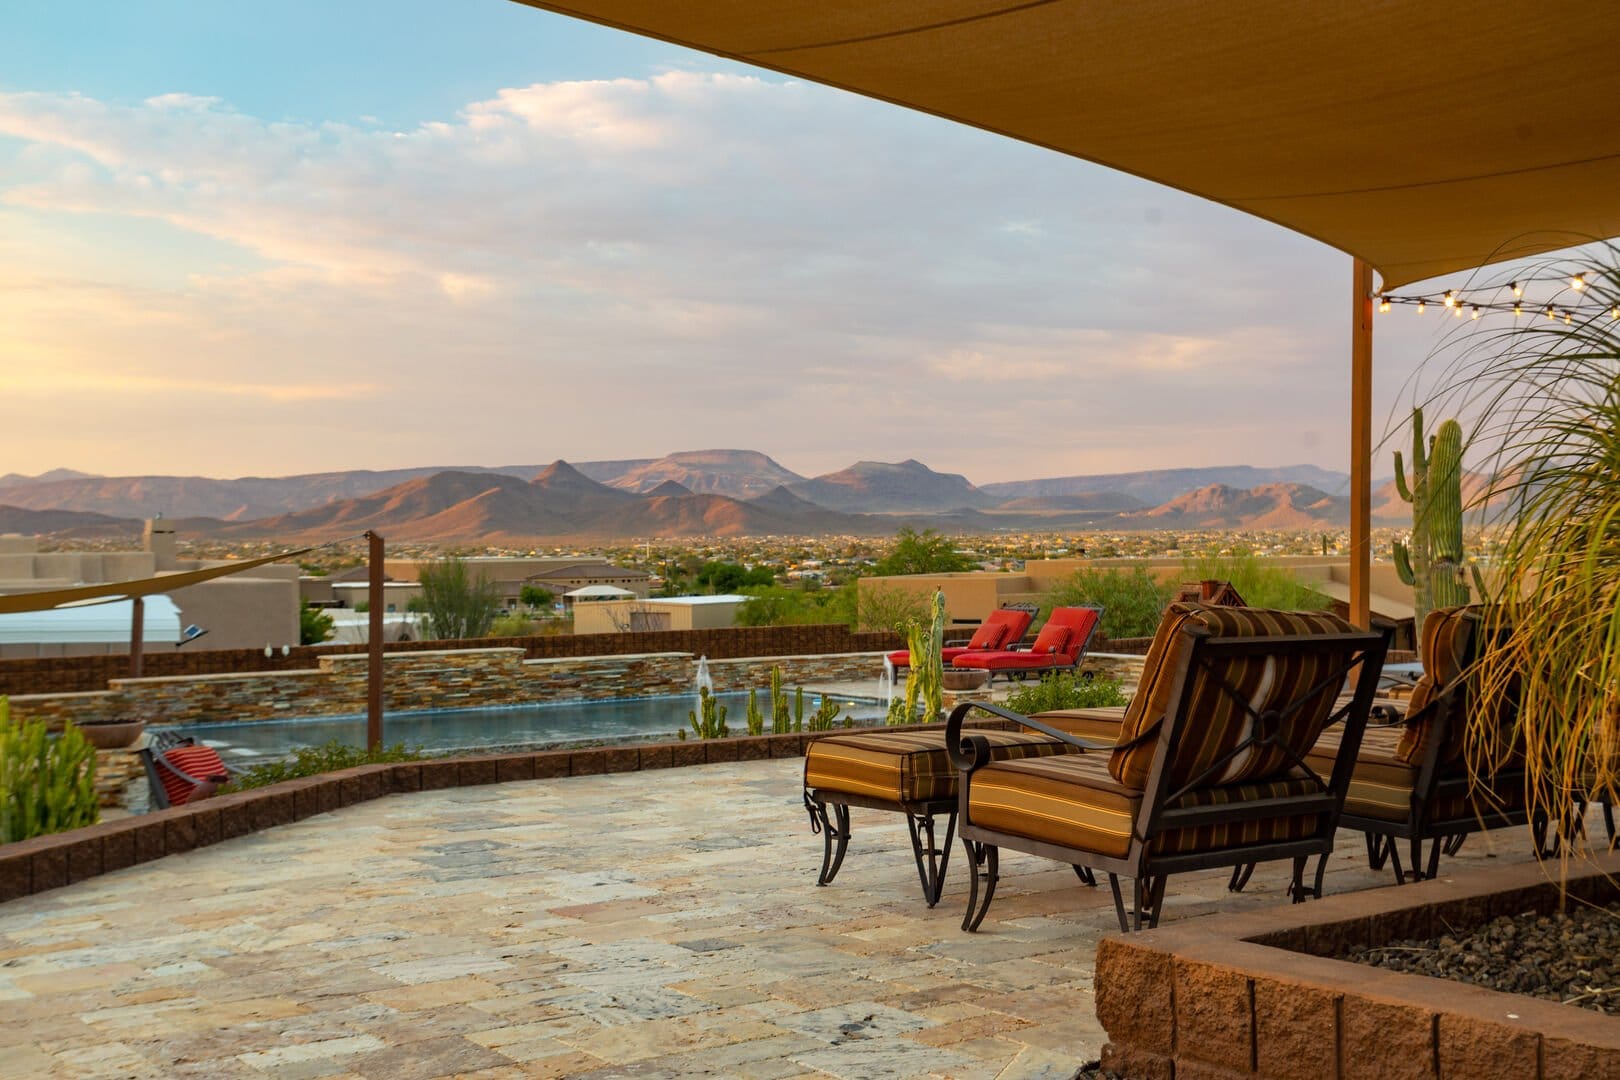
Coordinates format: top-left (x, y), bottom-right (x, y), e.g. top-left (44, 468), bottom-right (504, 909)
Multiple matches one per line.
top-left (0, 597), bottom-right (182, 646)
top-left (0, 548), bottom-right (311, 615)
top-left (514, 1), bottom-right (1620, 288)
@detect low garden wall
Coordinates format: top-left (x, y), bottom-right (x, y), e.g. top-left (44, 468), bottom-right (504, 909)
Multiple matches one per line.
top-left (1096, 851), bottom-right (1620, 1079)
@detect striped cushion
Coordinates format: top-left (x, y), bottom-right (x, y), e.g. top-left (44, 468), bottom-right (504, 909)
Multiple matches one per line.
top-left (1033, 707), bottom-right (1127, 744)
top-left (804, 728), bottom-right (1078, 805)
top-left (1313, 724), bottom-right (1527, 824)
top-left (1110, 604), bottom-right (1359, 789)
top-left (968, 752), bottom-right (1320, 859)
top-left (1395, 606), bottom-right (1476, 765)
top-left (158, 745), bottom-right (230, 807)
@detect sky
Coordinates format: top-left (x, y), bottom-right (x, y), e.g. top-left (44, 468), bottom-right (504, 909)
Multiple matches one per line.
top-left (1, 0), bottom-right (1483, 485)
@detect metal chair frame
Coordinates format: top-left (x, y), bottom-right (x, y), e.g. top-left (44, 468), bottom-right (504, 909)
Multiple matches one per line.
top-left (949, 623), bottom-right (1387, 933)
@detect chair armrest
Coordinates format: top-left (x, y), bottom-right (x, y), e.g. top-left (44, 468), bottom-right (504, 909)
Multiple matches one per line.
top-left (153, 752), bottom-right (232, 785)
top-left (945, 700), bottom-right (1112, 772)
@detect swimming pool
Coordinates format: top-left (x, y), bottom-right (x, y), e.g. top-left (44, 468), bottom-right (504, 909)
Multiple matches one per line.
top-left (159, 691), bottom-right (887, 767)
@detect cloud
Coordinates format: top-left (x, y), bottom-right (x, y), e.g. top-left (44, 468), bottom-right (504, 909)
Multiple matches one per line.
top-left (0, 73), bottom-right (1417, 481)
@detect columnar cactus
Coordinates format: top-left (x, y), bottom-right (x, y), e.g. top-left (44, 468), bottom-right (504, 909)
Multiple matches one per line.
top-left (744, 689), bottom-right (765, 736)
top-left (0, 703), bottom-right (99, 842)
top-left (888, 590), bottom-right (946, 725)
top-left (687, 686), bottom-right (728, 740)
top-left (770, 666), bottom-right (792, 734)
top-left (1392, 407), bottom-right (1471, 639)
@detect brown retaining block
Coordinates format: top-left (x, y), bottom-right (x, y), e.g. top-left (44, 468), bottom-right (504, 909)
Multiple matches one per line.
top-left (0, 718), bottom-right (1015, 905)
top-left (1096, 850), bottom-right (1620, 1080)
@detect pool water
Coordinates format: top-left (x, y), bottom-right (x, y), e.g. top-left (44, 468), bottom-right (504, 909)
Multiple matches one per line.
top-left (160, 691), bottom-right (887, 766)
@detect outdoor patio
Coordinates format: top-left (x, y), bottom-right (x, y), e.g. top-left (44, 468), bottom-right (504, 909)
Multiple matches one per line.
top-left (0, 757), bottom-right (1543, 1080)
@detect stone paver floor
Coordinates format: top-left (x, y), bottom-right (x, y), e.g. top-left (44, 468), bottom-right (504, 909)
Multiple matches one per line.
top-left (0, 759), bottom-right (1542, 1079)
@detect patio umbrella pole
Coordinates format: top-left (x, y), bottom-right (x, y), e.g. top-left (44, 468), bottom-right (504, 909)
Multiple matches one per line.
top-left (1349, 258), bottom-right (1374, 630)
top-left (366, 530), bottom-right (384, 751)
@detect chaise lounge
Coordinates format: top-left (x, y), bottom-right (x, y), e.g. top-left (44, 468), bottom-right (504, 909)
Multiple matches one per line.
top-left (947, 602), bottom-right (1386, 932)
top-left (884, 603), bottom-right (1037, 674)
top-left (949, 605), bottom-right (1102, 683)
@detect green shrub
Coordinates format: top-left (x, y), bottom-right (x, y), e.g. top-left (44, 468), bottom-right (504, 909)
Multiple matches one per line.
top-left (0, 700), bottom-right (100, 842)
top-left (1044, 566), bottom-right (1174, 639)
top-left (299, 599), bottom-right (334, 645)
top-left (1179, 553), bottom-right (1332, 611)
top-left (489, 613), bottom-right (535, 637)
top-left (224, 739), bottom-right (424, 792)
top-left (1004, 672), bottom-right (1130, 715)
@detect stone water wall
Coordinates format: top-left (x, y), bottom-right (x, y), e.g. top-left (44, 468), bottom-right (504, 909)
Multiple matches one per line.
top-left (7, 648), bottom-right (889, 732)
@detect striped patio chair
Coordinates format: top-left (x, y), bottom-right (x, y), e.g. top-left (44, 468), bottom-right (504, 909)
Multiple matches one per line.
top-left (948, 603), bottom-right (1387, 932)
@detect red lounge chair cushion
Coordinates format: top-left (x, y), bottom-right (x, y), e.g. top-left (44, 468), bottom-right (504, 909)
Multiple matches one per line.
top-left (158, 745), bottom-right (231, 807)
top-left (1029, 622), bottom-right (1072, 656)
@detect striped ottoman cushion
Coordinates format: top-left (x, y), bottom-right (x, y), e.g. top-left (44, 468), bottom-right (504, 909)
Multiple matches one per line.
top-left (1312, 724), bottom-right (1526, 824)
top-left (968, 752), bottom-right (1321, 860)
top-left (805, 728), bottom-right (1079, 805)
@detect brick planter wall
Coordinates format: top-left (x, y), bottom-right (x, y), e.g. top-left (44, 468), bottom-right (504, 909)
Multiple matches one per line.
top-left (1095, 851), bottom-right (1620, 1079)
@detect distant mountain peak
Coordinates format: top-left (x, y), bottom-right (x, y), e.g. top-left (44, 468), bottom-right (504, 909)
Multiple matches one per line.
top-left (645, 479), bottom-right (692, 497)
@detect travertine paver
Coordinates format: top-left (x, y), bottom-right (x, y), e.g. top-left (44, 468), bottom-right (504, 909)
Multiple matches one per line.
top-left (0, 759), bottom-right (1538, 1079)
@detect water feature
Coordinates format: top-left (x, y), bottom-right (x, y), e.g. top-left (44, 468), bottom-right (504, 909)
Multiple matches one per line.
top-left (158, 691), bottom-right (886, 768)
top-left (694, 655), bottom-right (714, 696)
top-left (879, 654), bottom-right (896, 712)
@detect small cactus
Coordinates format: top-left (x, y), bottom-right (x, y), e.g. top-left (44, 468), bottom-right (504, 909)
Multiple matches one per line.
top-left (770, 667), bottom-right (792, 734)
top-left (687, 687), bottom-right (729, 740)
top-left (806, 696), bottom-right (843, 732)
top-left (0, 699), bottom-right (100, 843)
top-left (793, 686), bottom-right (805, 733)
top-left (745, 689), bottom-right (765, 736)
top-left (888, 590), bottom-right (946, 725)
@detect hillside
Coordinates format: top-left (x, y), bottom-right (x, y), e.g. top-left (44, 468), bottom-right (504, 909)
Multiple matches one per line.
top-left (1130, 483), bottom-right (1349, 529)
top-left (981, 464), bottom-right (1351, 505)
top-left (788, 459), bottom-right (995, 512)
top-left (600, 450), bottom-right (805, 499)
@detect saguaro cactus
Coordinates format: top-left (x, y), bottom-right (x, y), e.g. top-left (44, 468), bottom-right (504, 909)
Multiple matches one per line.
top-left (1392, 407), bottom-right (1471, 639)
top-left (687, 687), bottom-right (728, 740)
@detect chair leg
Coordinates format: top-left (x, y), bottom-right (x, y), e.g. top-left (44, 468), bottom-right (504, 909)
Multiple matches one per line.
top-left (1386, 838), bottom-right (1408, 884)
top-left (1442, 833), bottom-right (1467, 856)
top-left (811, 799), bottom-right (851, 888)
top-left (1228, 863), bottom-right (1256, 893)
top-left (961, 839), bottom-right (999, 932)
top-left (906, 809), bottom-right (957, 908)
top-left (1424, 835), bottom-right (1444, 880)
top-left (1072, 864), bottom-right (1097, 887)
top-left (1136, 875), bottom-right (1167, 930)
top-left (1406, 835), bottom-right (1426, 882)
top-left (1107, 873), bottom-right (1130, 934)
top-left (1288, 856), bottom-right (1308, 903)
top-left (1365, 831), bottom-right (1390, 871)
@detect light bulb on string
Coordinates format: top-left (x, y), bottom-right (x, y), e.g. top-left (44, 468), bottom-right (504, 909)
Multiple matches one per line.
top-left (1514, 301), bottom-right (1523, 317)
top-left (1453, 303), bottom-right (1464, 318)
top-left (1546, 306), bottom-right (1556, 320)
top-left (1416, 299), bottom-right (1426, 314)
top-left (1443, 290), bottom-right (1457, 308)
top-left (1378, 297), bottom-right (1391, 313)
top-left (1572, 273), bottom-right (1586, 291)
top-left (1511, 281), bottom-right (1523, 297)
top-left (1470, 306), bottom-right (1481, 320)
top-left (1611, 305), bottom-right (1619, 320)
top-left (1564, 310), bottom-right (1573, 325)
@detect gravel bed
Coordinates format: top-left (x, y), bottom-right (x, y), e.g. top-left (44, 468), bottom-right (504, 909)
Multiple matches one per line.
top-left (1344, 900), bottom-right (1620, 1013)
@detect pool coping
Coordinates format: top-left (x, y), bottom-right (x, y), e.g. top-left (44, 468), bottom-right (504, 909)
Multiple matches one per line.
top-left (0, 719), bottom-right (1016, 905)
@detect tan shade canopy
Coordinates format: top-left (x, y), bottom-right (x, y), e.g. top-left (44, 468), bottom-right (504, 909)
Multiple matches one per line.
top-left (0, 547), bottom-right (311, 616)
top-left (516, 1), bottom-right (1620, 288)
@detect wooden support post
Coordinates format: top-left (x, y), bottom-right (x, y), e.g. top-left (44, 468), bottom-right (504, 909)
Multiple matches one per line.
top-left (1350, 258), bottom-right (1374, 630)
top-left (129, 596), bottom-right (145, 679)
top-left (366, 531), bottom-right (384, 751)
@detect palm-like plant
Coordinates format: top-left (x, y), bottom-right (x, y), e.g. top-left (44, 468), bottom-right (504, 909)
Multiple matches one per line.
top-left (1419, 248), bottom-right (1620, 838)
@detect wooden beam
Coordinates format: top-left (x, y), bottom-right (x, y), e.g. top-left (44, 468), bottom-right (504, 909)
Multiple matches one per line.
top-left (1350, 258), bottom-right (1374, 629)
top-left (128, 596), bottom-right (144, 678)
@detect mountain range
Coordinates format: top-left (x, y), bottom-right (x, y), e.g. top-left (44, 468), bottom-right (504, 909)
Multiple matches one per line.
top-left (0, 450), bottom-right (1422, 542)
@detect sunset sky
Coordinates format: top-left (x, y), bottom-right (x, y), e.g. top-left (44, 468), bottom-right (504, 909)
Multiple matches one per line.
top-left (3, 0), bottom-right (1481, 485)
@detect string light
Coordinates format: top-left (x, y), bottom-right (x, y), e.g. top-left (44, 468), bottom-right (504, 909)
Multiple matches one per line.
top-left (1471, 306), bottom-right (1481, 320)
top-left (1514, 301), bottom-right (1523, 317)
top-left (1443, 290), bottom-right (1457, 308)
top-left (1511, 281), bottom-right (1523, 297)
top-left (1453, 303), bottom-right (1465, 318)
top-left (1416, 299), bottom-right (1426, 314)
top-left (1546, 305), bottom-right (1556, 320)
top-left (1572, 273), bottom-right (1586, 291)
top-left (1612, 305), bottom-right (1619, 320)
top-left (1372, 270), bottom-right (1615, 322)
top-left (1378, 297), bottom-right (1391, 313)
top-left (1564, 310), bottom-right (1573, 325)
